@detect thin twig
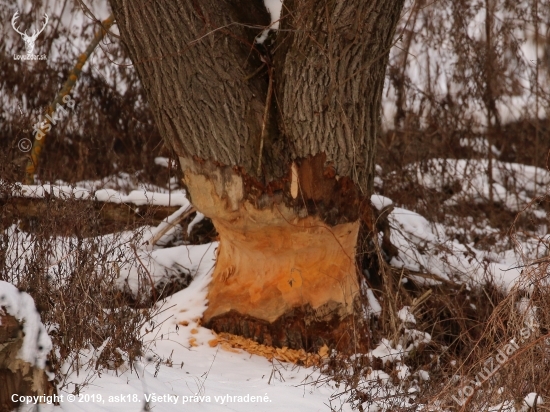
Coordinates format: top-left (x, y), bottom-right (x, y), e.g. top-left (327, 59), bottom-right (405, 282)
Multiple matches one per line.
top-left (257, 67), bottom-right (273, 176)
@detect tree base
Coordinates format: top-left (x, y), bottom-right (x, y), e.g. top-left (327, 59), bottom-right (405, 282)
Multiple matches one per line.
top-left (207, 307), bottom-right (367, 352)
top-left (180, 158), bottom-right (367, 351)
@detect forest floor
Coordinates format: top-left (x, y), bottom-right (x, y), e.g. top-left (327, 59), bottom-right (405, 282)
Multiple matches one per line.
top-left (2, 130), bottom-right (550, 411)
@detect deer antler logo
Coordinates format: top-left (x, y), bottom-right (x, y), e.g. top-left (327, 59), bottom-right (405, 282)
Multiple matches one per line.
top-left (11, 11), bottom-right (49, 56)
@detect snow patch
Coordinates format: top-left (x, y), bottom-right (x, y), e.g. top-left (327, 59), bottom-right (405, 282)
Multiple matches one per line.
top-left (524, 392), bottom-right (543, 408)
top-left (397, 306), bottom-right (416, 325)
top-left (371, 194), bottom-right (393, 210)
top-left (0, 281), bottom-right (52, 369)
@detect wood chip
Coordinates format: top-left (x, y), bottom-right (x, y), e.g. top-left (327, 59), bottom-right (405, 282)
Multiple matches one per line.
top-left (318, 344), bottom-right (329, 358)
top-left (209, 332), bottom-right (324, 367)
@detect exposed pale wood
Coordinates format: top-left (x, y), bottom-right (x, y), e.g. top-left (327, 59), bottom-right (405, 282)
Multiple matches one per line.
top-left (206, 206), bottom-right (360, 324)
top-left (181, 160), bottom-right (366, 350)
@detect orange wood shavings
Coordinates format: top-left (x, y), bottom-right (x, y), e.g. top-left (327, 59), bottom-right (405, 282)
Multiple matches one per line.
top-left (212, 332), bottom-right (329, 367)
top-left (190, 328), bottom-right (198, 334)
top-left (188, 337), bottom-right (198, 347)
top-left (318, 344), bottom-right (329, 358)
top-left (179, 320), bottom-right (189, 327)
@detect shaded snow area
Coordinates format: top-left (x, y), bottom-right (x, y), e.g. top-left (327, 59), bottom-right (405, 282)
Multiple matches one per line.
top-left (404, 159), bottom-right (550, 213)
top-left (3, 182), bottom-right (431, 411)
top-left (374, 159), bottom-right (550, 292)
top-left (4, 207), bottom-right (207, 303)
top-left (373, 197), bottom-right (515, 289)
top-left (263, 0), bottom-right (283, 29)
top-left (3, 251), bottom-right (427, 412)
top-left (0, 281), bottom-right (52, 369)
top-left (256, 0), bottom-right (283, 43)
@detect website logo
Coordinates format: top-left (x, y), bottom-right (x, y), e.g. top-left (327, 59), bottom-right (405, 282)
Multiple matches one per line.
top-left (11, 11), bottom-right (48, 61)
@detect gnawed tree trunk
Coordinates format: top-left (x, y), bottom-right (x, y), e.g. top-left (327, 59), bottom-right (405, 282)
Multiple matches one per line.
top-left (109, 0), bottom-right (404, 351)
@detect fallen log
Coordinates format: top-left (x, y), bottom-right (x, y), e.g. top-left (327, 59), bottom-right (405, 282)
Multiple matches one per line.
top-left (1, 197), bottom-right (181, 236)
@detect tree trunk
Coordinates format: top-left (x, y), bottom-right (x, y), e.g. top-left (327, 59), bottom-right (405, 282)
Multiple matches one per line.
top-left (109, 0), bottom-right (404, 351)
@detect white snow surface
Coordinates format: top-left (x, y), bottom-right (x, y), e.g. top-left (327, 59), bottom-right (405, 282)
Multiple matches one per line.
top-left (256, 0), bottom-right (283, 43)
top-left (44, 269), bottom-right (426, 412)
top-left (3, 179), bottom-right (189, 207)
top-left (371, 194), bottom-right (393, 210)
top-left (4, 229), bottom-right (420, 411)
top-left (4, 161), bottom-right (548, 410)
top-left (524, 392), bottom-right (543, 407)
top-left (370, 338), bottom-right (408, 366)
top-left (365, 288), bottom-right (382, 317)
top-left (264, 0), bottom-right (283, 29)
top-left (397, 306), bottom-right (416, 325)
top-left (369, 327), bottom-right (431, 367)
top-left (0, 281), bottom-right (53, 369)
top-left (3, 186), bottom-right (430, 411)
top-left (154, 157), bottom-right (177, 169)
top-left (406, 158), bottom-right (550, 212)
top-left (381, 158), bottom-right (550, 292)
top-left (385, 205), bottom-right (544, 292)
top-left (47, 265), bottom-right (360, 412)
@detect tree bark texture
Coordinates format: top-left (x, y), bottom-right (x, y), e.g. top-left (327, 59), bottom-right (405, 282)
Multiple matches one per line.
top-left (109, 0), bottom-right (404, 351)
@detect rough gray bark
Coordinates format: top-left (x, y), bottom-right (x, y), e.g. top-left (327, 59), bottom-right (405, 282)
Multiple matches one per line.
top-left (275, 0), bottom-right (403, 192)
top-left (110, 0), bottom-right (272, 175)
top-left (109, 0), bottom-right (403, 191)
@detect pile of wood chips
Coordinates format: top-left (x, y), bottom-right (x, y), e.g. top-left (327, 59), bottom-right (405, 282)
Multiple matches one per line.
top-left (207, 332), bottom-right (330, 368)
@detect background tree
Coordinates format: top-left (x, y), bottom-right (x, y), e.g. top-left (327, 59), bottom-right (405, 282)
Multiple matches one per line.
top-left (108, 0), bottom-right (404, 351)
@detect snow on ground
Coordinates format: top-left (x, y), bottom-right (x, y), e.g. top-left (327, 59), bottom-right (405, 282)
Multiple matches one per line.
top-left (4, 225), bottom-right (418, 411)
top-left (3, 223), bottom-right (205, 301)
top-left (405, 158), bottom-right (550, 212)
top-left (39, 264), bottom-right (359, 412)
top-left (4, 155), bottom-right (549, 411)
top-left (375, 159), bottom-right (550, 292)
top-left (0, 281), bottom-right (52, 370)
top-left (6, 244), bottom-right (422, 412)
top-left (385, 203), bottom-right (543, 292)
top-left (2, 174), bottom-right (188, 207)
top-left (3, 187), bottom-right (427, 411)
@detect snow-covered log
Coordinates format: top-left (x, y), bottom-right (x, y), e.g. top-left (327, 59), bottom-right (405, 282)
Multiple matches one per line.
top-left (0, 282), bottom-right (54, 411)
